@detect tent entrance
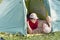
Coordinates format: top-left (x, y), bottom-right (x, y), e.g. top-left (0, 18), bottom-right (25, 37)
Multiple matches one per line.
top-left (25, 0), bottom-right (51, 34)
top-left (25, 0), bottom-right (50, 20)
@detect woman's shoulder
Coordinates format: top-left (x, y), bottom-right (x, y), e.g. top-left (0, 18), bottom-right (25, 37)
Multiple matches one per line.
top-left (27, 19), bottom-right (30, 21)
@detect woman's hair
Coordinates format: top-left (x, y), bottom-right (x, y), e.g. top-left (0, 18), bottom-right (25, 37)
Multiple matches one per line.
top-left (27, 13), bottom-right (31, 19)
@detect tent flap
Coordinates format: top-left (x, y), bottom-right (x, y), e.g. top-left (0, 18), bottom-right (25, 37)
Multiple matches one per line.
top-left (25, 0), bottom-right (50, 20)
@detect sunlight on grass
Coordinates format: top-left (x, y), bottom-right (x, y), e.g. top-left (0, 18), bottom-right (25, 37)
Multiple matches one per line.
top-left (0, 32), bottom-right (60, 40)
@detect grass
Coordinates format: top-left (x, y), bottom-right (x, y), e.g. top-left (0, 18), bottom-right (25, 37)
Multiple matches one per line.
top-left (0, 32), bottom-right (60, 40)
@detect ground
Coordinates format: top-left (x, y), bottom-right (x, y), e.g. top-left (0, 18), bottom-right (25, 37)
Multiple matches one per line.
top-left (0, 32), bottom-right (60, 40)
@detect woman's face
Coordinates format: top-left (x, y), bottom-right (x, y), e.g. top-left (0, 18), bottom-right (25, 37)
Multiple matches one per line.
top-left (30, 18), bottom-right (37, 23)
top-left (30, 18), bottom-right (37, 20)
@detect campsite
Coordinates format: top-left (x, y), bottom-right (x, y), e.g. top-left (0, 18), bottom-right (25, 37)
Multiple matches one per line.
top-left (0, 0), bottom-right (60, 40)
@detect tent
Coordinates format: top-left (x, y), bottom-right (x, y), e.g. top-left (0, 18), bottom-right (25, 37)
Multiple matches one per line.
top-left (0, 0), bottom-right (27, 35)
top-left (0, 0), bottom-right (51, 35)
top-left (0, 0), bottom-right (60, 35)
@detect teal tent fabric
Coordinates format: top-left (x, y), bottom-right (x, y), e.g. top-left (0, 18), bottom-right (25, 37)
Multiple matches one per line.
top-left (49, 0), bottom-right (60, 32)
top-left (0, 0), bottom-right (27, 35)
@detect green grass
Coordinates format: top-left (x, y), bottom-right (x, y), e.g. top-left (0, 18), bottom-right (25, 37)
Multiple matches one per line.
top-left (0, 32), bottom-right (60, 40)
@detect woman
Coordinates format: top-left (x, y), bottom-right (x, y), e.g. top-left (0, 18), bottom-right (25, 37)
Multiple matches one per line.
top-left (27, 13), bottom-right (52, 34)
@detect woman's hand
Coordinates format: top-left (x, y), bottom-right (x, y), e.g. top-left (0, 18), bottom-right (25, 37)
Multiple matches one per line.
top-left (27, 21), bottom-right (33, 34)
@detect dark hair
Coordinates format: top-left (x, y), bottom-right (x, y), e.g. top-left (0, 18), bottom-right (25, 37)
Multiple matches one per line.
top-left (27, 13), bottom-right (31, 19)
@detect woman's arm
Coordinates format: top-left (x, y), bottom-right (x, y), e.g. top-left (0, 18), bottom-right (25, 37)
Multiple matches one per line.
top-left (27, 21), bottom-right (33, 34)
